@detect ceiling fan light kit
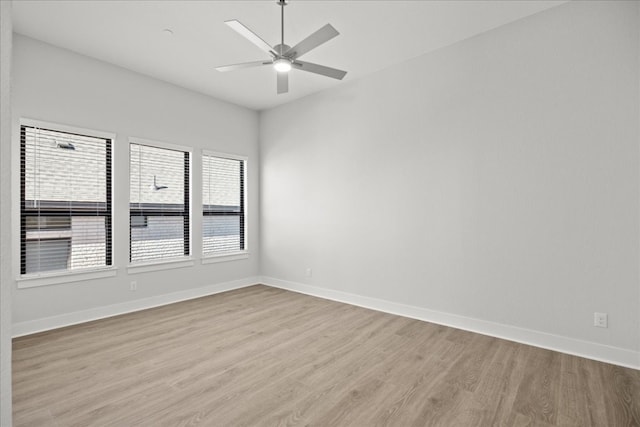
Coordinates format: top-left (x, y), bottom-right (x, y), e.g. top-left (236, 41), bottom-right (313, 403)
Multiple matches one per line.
top-left (216, 0), bottom-right (347, 94)
top-left (273, 58), bottom-right (292, 73)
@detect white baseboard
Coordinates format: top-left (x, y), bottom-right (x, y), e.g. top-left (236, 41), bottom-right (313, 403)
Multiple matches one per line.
top-left (261, 276), bottom-right (640, 370)
top-left (12, 276), bottom-right (261, 337)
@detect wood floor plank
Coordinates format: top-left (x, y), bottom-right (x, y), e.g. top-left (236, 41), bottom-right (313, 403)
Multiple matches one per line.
top-left (12, 408), bottom-right (58, 427)
top-left (600, 362), bottom-right (640, 426)
top-left (308, 378), bottom-right (399, 427)
top-left (475, 340), bottom-right (531, 427)
top-left (12, 284), bottom-right (640, 426)
top-left (367, 359), bottom-right (454, 426)
top-left (512, 346), bottom-right (562, 425)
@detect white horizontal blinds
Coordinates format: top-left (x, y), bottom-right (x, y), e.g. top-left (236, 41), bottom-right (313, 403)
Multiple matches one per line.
top-left (202, 154), bottom-right (245, 255)
top-left (20, 125), bottom-right (112, 275)
top-left (130, 142), bottom-right (190, 263)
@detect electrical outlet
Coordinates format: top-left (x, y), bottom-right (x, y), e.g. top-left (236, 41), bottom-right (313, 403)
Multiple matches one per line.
top-left (130, 281), bottom-right (137, 291)
top-left (305, 268), bottom-right (312, 278)
top-left (594, 312), bottom-right (607, 328)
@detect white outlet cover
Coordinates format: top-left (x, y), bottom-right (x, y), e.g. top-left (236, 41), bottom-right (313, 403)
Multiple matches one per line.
top-left (594, 312), bottom-right (607, 328)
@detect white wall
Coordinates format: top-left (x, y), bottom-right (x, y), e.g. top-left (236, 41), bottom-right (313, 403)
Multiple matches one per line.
top-left (1, 2), bottom-right (13, 425)
top-left (11, 35), bottom-right (260, 330)
top-left (260, 1), bottom-right (640, 367)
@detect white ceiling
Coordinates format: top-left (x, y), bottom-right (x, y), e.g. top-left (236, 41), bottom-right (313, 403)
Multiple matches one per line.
top-left (12, 0), bottom-right (566, 111)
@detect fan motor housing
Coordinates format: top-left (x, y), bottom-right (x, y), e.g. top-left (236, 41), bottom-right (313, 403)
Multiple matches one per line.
top-left (273, 44), bottom-right (291, 56)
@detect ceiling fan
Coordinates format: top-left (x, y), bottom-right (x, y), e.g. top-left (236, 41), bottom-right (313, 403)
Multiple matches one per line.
top-left (216, 0), bottom-right (347, 94)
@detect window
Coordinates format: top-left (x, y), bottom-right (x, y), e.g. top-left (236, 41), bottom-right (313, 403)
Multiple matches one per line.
top-left (130, 215), bottom-right (148, 228)
top-left (20, 124), bottom-right (112, 275)
top-left (130, 140), bottom-right (190, 263)
top-left (202, 152), bottom-right (246, 256)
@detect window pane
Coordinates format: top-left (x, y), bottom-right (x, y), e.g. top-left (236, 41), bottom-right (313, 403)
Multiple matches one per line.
top-left (130, 216), bottom-right (186, 262)
top-left (130, 144), bottom-right (184, 207)
top-left (69, 217), bottom-right (107, 269)
top-left (25, 239), bottom-right (70, 273)
top-left (24, 127), bottom-right (107, 205)
top-left (203, 157), bottom-right (240, 211)
top-left (203, 216), bottom-right (241, 254)
top-left (130, 215), bottom-right (148, 228)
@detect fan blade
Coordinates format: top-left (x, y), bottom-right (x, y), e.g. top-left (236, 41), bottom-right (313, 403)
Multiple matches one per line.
top-left (216, 60), bottom-right (271, 72)
top-left (277, 72), bottom-right (289, 94)
top-left (292, 61), bottom-right (347, 80)
top-left (284, 24), bottom-right (339, 59)
top-left (225, 20), bottom-right (276, 57)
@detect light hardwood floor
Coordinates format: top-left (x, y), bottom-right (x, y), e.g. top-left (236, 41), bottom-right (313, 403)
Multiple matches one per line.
top-left (13, 285), bottom-right (640, 426)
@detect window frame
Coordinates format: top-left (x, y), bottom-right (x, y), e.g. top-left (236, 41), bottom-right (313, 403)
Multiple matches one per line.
top-left (17, 119), bottom-right (117, 287)
top-left (201, 149), bottom-right (248, 262)
top-left (128, 137), bottom-right (193, 271)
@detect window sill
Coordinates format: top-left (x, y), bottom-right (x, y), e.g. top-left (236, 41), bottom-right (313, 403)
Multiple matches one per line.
top-left (17, 267), bottom-right (118, 289)
top-left (128, 257), bottom-right (195, 274)
top-left (201, 252), bottom-right (249, 264)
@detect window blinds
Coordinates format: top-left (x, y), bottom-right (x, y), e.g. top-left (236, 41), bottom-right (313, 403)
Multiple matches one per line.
top-left (20, 125), bottom-right (112, 275)
top-left (129, 142), bottom-right (190, 263)
top-left (202, 154), bottom-right (245, 255)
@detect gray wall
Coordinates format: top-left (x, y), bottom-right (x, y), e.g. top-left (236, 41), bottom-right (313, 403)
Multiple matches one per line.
top-left (1, 2), bottom-right (13, 425)
top-left (11, 34), bottom-right (260, 325)
top-left (260, 1), bottom-right (640, 364)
